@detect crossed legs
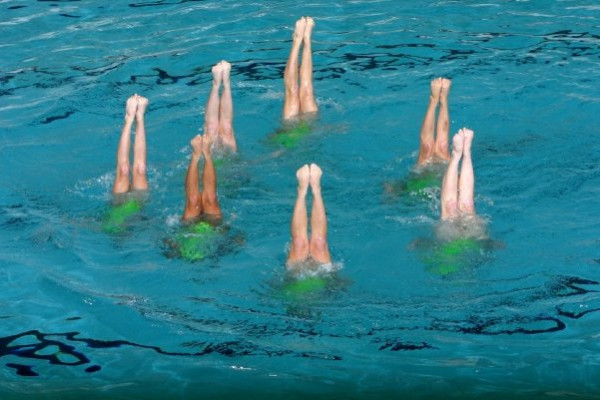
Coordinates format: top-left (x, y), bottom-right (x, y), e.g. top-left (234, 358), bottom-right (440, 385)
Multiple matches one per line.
top-left (204, 61), bottom-right (237, 152)
top-left (417, 78), bottom-right (451, 165)
top-left (282, 17), bottom-right (318, 120)
top-left (440, 128), bottom-right (475, 220)
top-left (287, 164), bottom-right (331, 266)
top-left (182, 135), bottom-right (221, 221)
top-left (112, 94), bottom-right (149, 194)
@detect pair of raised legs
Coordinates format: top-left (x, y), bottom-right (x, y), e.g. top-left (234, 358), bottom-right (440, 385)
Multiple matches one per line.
top-left (440, 128), bottom-right (476, 220)
top-left (282, 17), bottom-right (318, 120)
top-left (112, 94), bottom-right (149, 194)
top-left (417, 78), bottom-right (452, 165)
top-left (204, 60), bottom-right (237, 152)
top-left (287, 164), bottom-right (331, 267)
top-left (182, 135), bottom-right (221, 221)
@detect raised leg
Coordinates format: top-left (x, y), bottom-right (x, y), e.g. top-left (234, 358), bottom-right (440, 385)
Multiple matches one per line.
top-left (204, 63), bottom-right (222, 142)
top-left (282, 18), bottom-right (305, 120)
top-left (434, 78), bottom-right (451, 161)
top-left (308, 163), bottom-right (331, 264)
top-left (299, 17), bottom-right (318, 114)
top-left (458, 128), bottom-right (475, 215)
top-left (112, 95), bottom-right (137, 194)
top-left (440, 130), bottom-right (464, 220)
top-left (287, 164), bottom-right (310, 265)
top-left (182, 135), bottom-right (204, 221)
top-left (132, 95), bottom-right (149, 191)
top-left (218, 60), bottom-right (237, 152)
top-left (417, 78), bottom-right (442, 165)
top-left (200, 135), bottom-right (221, 217)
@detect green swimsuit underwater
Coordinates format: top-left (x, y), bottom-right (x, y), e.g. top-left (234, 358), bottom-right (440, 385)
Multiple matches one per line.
top-left (423, 237), bottom-right (483, 276)
top-left (389, 168), bottom-right (442, 200)
top-left (269, 120), bottom-right (311, 149)
top-left (175, 221), bottom-right (220, 261)
top-left (282, 276), bottom-right (327, 300)
top-left (102, 199), bottom-right (142, 234)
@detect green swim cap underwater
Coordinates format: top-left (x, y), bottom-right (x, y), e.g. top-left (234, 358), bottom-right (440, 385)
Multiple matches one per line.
top-left (212, 157), bottom-right (230, 169)
top-left (425, 238), bottom-right (481, 276)
top-left (282, 276), bottom-right (327, 301)
top-left (177, 221), bottom-right (218, 261)
top-left (270, 121), bottom-right (311, 148)
top-left (405, 173), bottom-right (439, 195)
top-left (102, 199), bottom-right (142, 233)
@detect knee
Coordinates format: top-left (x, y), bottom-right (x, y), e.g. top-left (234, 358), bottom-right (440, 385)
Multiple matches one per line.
top-left (459, 201), bottom-right (475, 215)
top-left (309, 236), bottom-right (328, 254)
top-left (187, 193), bottom-right (201, 208)
top-left (134, 162), bottom-right (146, 176)
top-left (118, 163), bottom-right (130, 177)
top-left (202, 192), bottom-right (218, 208)
top-left (205, 122), bottom-right (218, 137)
top-left (285, 85), bottom-right (299, 99)
top-left (421, 142), bottom-right (433, 156)
top-left (219, 124), bottom-right (233, 138)
top-left (443, 201), bottom-right (459, 219)
top-left (435, 138), bottom-right (448, 149)
top-left (292, 237), bottom-right (309, 253)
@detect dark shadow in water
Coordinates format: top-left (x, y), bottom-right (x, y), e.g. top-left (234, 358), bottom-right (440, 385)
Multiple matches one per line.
top-left (0, 330), bottom-right (99, 377)
top-left (0, 327), bottom-right (345, 377)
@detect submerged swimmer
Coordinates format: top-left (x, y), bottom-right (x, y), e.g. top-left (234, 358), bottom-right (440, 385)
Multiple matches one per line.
top-left (385, 78), bottom-right (452, 199)
top-left (287, 164), bottom-right (331, 269)
top-left (182, 134), bottom-right (221, 222)
top-left (103, 94), bottom-right (149, 233)
top-left (282, 17), bottom-right (318, 121)
top-left (417, 77), bottom-right (451, 165)
top-left (112, 94), bottom-right (150, 194)
top-left (270, 17), bottom-right (318, 150)
top-left (438, 127), bottom-right (487, 241)
top-left (164, 134), bottom-right (223, 261)
top-left (412, 128), bottom-right (490, 275)
top-left (202, 60), bottom-right (237, 153)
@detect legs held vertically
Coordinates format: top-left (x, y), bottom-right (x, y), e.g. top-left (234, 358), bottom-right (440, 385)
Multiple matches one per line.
top-left (417, 78), bottom-right (451, 165)
top-left (182, 135), bottom-right (222, 221)
top-left (287, 163), bottom-right (331, 267)
top-left (440, 128), bottom-right (475, 221)
top-left (203, 61), bottom-right (237, 152)
top-left (283, 17), bottom-right (318, 120)
top-left (112, 94), bottom-right (149, 194)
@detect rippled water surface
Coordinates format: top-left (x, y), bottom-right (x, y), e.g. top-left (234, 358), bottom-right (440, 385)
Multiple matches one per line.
top-left (1, 0), bottom-right (600, 399)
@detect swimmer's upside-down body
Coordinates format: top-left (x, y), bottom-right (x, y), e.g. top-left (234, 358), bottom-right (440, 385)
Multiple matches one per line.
top-left (282, 17), bottom-right (318, 121)
top-left (286, 163), bottom-right (331, 268)
top-left (112, 94), bottom-right (150, 195)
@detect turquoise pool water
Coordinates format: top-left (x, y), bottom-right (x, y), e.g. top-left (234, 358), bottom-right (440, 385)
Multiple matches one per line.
top-left (1, 0), bottom-right (600, 398)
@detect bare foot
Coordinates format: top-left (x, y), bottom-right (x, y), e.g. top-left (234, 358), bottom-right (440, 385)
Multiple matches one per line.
top-left (430, 78), bottom-right (442, 103)
top-left (309, 163), bottom-right (322, 192)
top-left (125, 95), bottom-right (138, 123)
top-left (220, 60), bottom-right (231, 87)
top-left (190, 135), bottom-right (203, 157)
top-left (135, 95), bottom-right (148, 120)
top-left (440, 78), bottom-right (452, 104)
top-left (462, 127), bottom-right (474, 154)
top-left (452, 129), bottom-right (464, 159)
top-left (304, 17), bottom-right (315, 41)
top-left (296, 164), bottom-right (310, 193)
top-left (293, 17), bottom-right (306, 43)
top-left (211, 62), bottom-right (223, 87)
